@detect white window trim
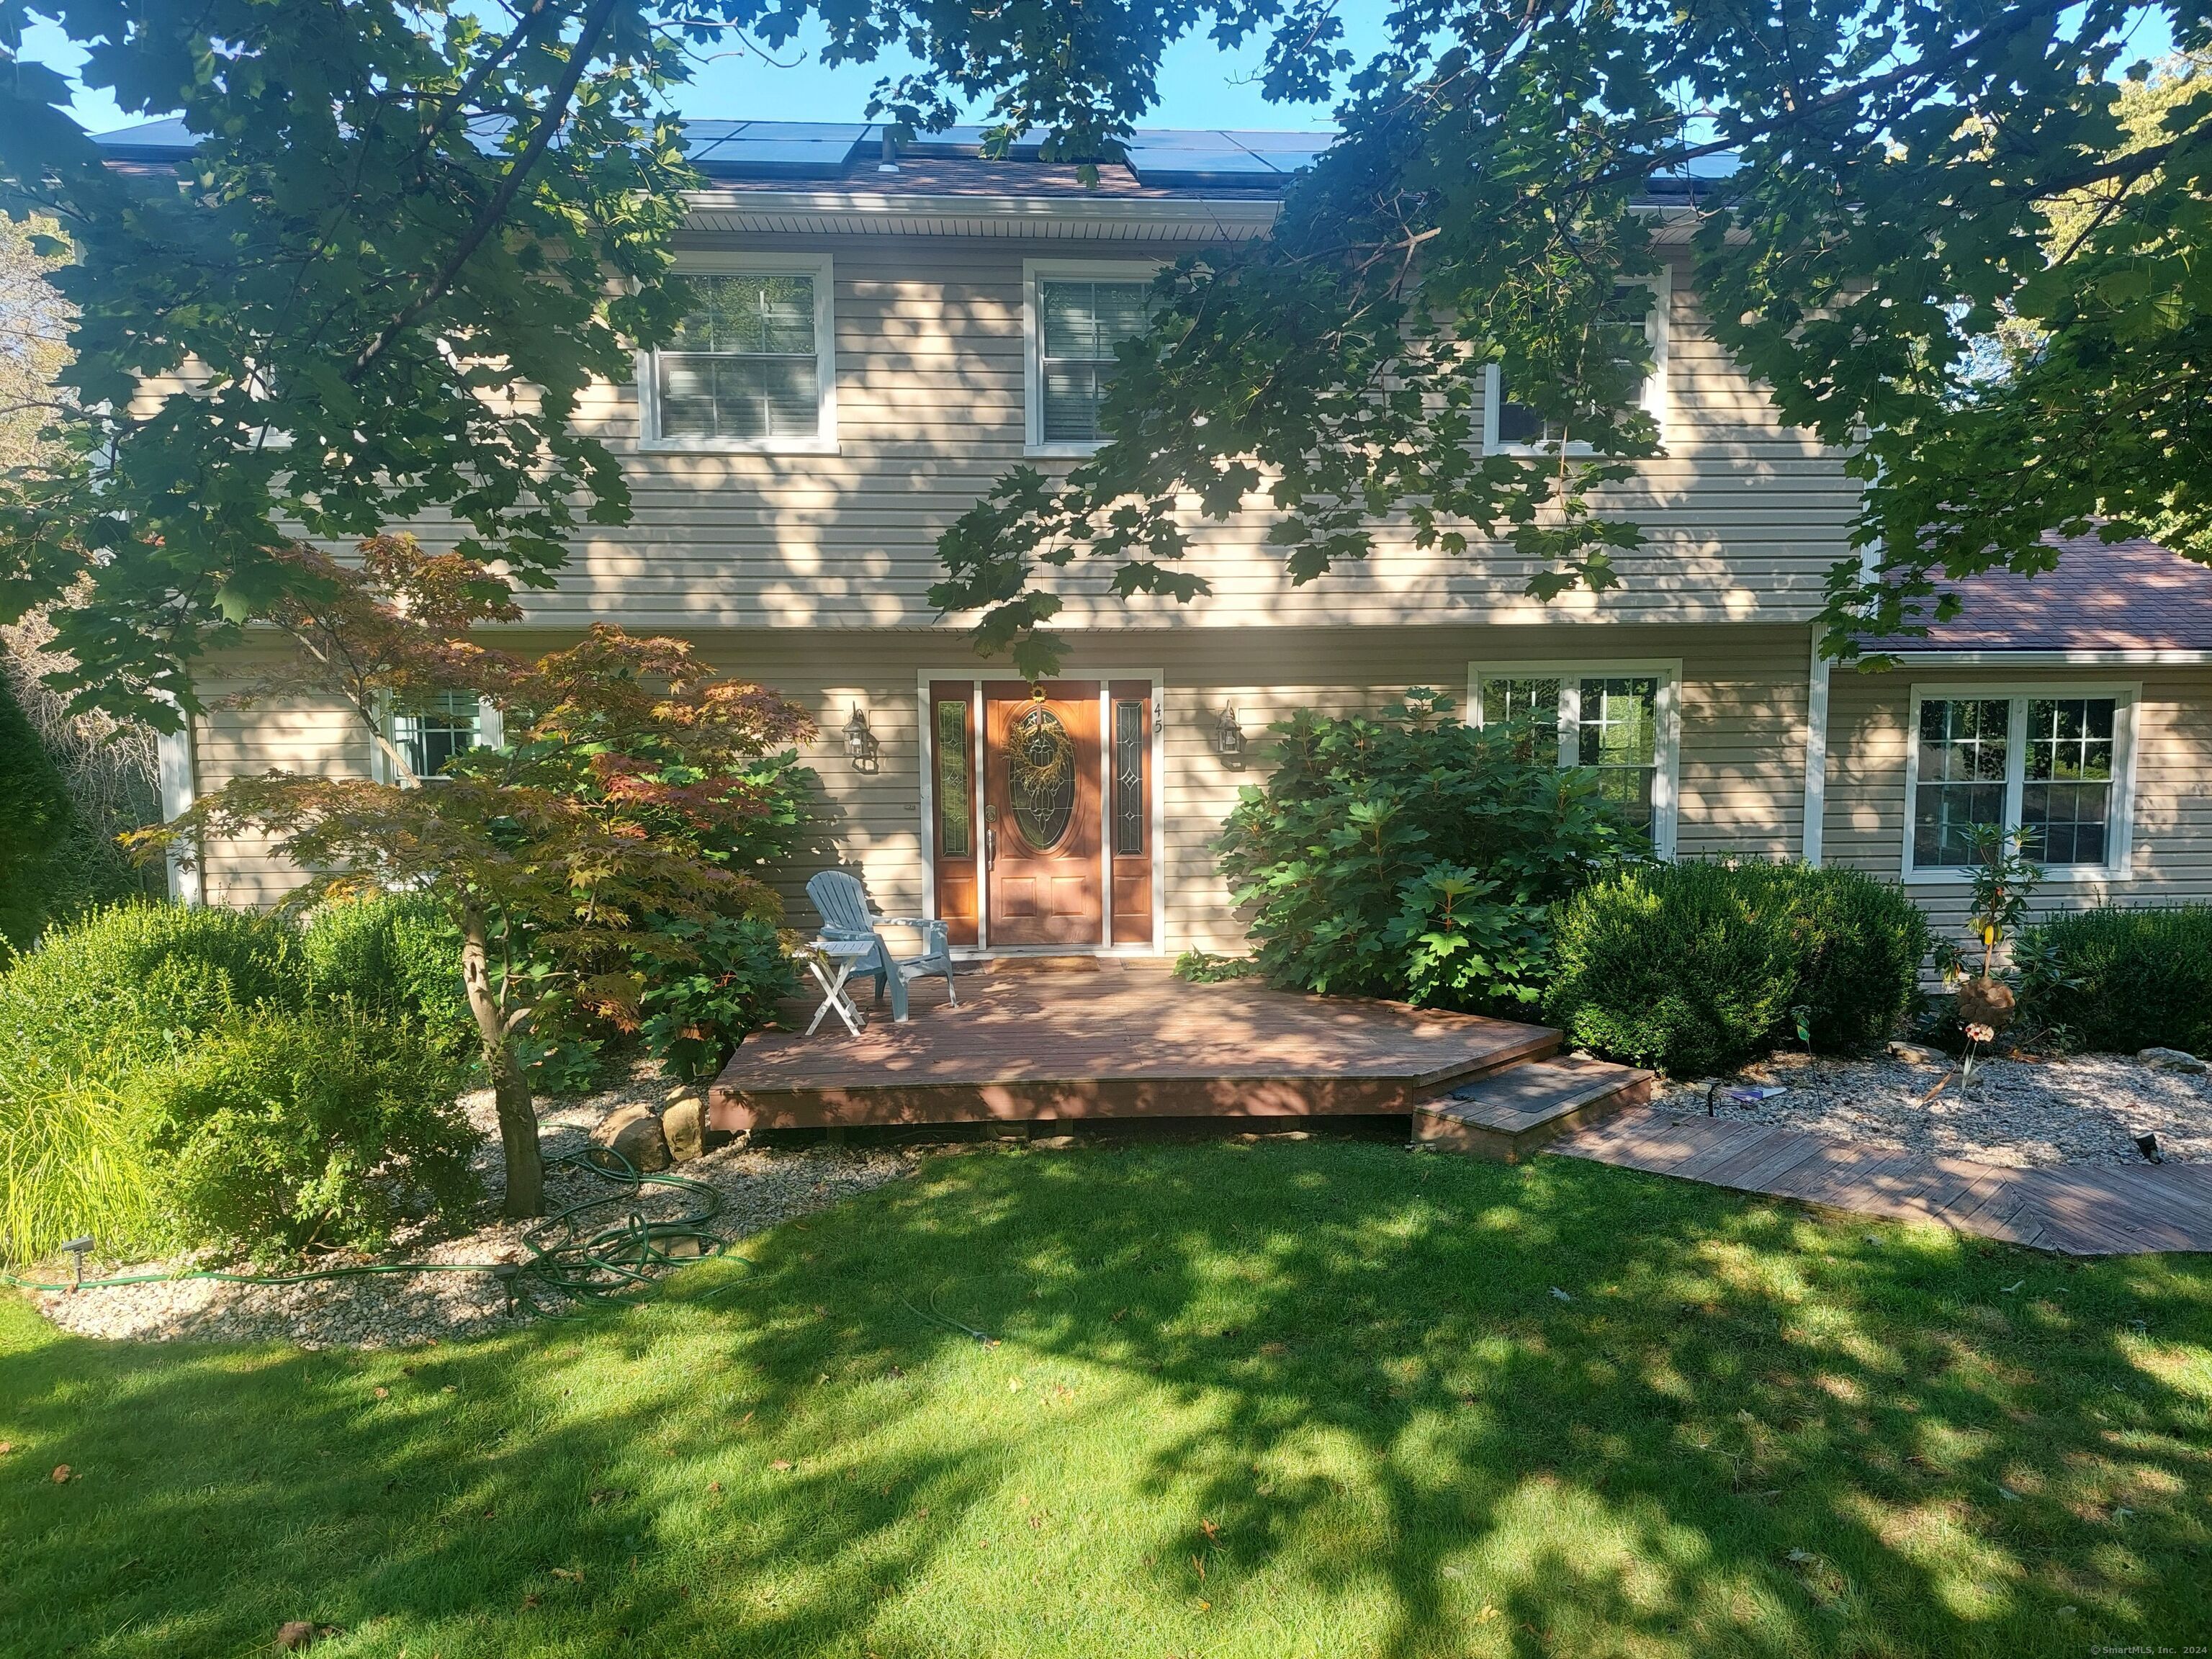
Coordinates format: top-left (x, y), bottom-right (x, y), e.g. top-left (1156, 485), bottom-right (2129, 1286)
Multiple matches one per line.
top-left (373, 694), bottom-right (503, 786)
top-left (1466, 659), bottom-right (1683, 860)
top-left (637, 251), bottom-right (838, 455)
top-left (1901, 681), bottom-right (2139, 885)
top-left (1022, 258), bottom-right (1163, 458)
top-left (1481, 265), bottom-right (1671, 456)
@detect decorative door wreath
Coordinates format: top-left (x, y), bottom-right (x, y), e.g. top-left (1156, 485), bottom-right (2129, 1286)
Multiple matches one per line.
top-left (1006, 705), bottom-right (1076, 849)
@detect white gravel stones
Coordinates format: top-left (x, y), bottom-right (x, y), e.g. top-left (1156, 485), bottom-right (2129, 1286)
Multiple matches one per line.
top-left (26, 1063), bottom-right (916, 1350)
top-left (1655, 1048), bottom-right (2212, 1169)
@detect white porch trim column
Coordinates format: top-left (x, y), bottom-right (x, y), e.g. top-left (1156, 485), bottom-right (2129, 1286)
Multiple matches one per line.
top-left (1801, 626), bottom-right (1831, 868)
top-left (156, 706), bottom-right (202, 906)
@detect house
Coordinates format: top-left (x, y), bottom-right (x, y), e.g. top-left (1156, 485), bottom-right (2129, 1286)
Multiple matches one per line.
top-left (104, 118), bottom-right (2212, 953)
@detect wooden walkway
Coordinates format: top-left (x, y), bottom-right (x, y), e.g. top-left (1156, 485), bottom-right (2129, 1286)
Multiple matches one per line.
top-left (709, 959), bottom-right (1558, 1133)
top-left (1551, 1107), bottom-right (2212, 1256)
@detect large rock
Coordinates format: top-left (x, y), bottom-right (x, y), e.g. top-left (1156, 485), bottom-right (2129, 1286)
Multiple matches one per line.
top-left (662, 1091), bottom-right (706, 1162)
top-left (2138, 1046), bottom-right (2208, 1074)
top-left (590, 1103), bottom-right (670, 1173)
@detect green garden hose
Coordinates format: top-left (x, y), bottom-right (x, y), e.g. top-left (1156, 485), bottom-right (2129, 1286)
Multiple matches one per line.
top-left (1, 1146), bottom-right (746, 1321)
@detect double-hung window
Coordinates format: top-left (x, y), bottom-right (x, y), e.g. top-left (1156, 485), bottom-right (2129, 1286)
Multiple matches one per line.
top-left (1025, 261), bottom-right (1156, 453)
top-left (387, 692), bottom-right (501, 783)
top-left (642, 258), bottom-right (835, 451)
top-left (1471, 664), bottom-right (1680, 855)
top-left (1484, 271), bottom-right (1668, 453)
top-left (1907, 687), bottom-right (2134, 877)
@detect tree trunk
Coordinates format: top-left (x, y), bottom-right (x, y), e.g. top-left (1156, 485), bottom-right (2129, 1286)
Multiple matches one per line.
top-left (460, 901), bottom-right (543, 1218)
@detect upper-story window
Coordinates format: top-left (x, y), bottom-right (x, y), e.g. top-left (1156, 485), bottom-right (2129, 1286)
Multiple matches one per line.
top-left (1470, 662), bottom-right (1681, 857)
top-left (1025, 261), bottom-right (1158, 454)
top-left (640, 257), bottom-right (837, 453)
top-left (1905, 686), bottom-right (2136, 879)
top-left (1484, 272), bottom-right (1668, 453)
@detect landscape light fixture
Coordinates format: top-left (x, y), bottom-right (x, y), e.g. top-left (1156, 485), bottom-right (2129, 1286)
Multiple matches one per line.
top-left (2136, 1132), bottom-right (2164, 1164)
top-left (61, 1236), bottom-right (94, 1292)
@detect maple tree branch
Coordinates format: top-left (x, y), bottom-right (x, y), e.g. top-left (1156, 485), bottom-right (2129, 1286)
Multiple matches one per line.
top-left (349, 0), bottom-right (621, 382)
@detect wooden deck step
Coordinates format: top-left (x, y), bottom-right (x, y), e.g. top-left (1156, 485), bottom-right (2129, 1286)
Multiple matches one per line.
top-left (1413, 1056), bottom-right (1655, 1162)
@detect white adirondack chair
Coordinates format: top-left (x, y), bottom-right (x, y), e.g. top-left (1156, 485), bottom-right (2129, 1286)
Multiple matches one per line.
top-left (804, 870), bottom-right (959, 1023)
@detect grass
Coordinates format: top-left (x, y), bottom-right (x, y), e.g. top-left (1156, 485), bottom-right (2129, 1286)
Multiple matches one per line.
top-left (2, 1140), bottom-right (2208, 1658)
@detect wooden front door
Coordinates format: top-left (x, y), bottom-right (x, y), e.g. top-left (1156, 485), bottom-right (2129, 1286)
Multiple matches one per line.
top-left (983, 681), bottom-right (1102, 945)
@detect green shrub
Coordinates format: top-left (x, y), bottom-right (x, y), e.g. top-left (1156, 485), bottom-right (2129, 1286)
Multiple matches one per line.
top-left (303, 891), bottom-right (472, 1051)
top-left (0, 671), bottom-right (102, 957)
top-left (0, 902), bottom-right (306, 1072)
top-left (1214, 691), bottom-right (1635, 1011)
top-left (143, 1007), bottom-right (479, 1257)
top-left (1547, 862), bottom-right (1930, 1076)
top-left (2017, 905), bottom-right (2212, 1056)
top-left (635, 913), bottom-right (796, 1082)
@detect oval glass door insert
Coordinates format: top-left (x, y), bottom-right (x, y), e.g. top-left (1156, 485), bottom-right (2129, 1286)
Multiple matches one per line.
top-left (1006, 705), bottom-right (1076, 849)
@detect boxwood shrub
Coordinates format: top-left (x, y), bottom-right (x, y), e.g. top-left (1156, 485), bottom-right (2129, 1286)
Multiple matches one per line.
top-left (302, 890), bottom-right (472, 1053)
top-left (1547, 861), bottom-right (1930, 1076)
top-left (143, 1007), bottom-right (478, 1257)
top-left (2016, 904), bottom-right (2212, 1056)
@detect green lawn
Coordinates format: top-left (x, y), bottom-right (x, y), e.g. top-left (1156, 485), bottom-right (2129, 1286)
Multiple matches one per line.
top-left (4, 1142), bottom-right (2208, 1658)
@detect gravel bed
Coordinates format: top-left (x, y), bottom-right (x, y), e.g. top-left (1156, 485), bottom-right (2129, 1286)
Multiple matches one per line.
top-left (26, 1064), bottom-right (918, 1350)
top-left (1653, 1048), bottom-right (2212, 1168)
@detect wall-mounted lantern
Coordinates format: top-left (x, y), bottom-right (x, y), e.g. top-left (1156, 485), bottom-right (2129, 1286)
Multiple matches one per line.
top-left (1213, 704), bottom-right (1246, 763)
top-left (842, 703), bottom-right (879, 772)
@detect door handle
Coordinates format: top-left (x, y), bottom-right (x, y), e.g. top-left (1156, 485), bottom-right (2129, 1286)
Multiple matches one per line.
top-left (986, 825), bottom-right (997, 868)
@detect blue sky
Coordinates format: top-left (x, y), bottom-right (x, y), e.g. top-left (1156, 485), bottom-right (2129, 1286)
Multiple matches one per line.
top-left (21, 13), bottom-right (1376, 139)
top-left (21, 6), bottom-right (2177, 140)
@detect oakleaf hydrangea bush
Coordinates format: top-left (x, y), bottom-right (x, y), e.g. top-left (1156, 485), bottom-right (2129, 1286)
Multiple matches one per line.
top-left (1213, 691), bottom-right (1635, 1012)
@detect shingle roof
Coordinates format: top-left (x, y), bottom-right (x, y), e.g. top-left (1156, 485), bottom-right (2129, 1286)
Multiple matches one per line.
top-left (1872, 534), bottom-right (2212, 653)
top-left (89, 115), bottom-right (1330, 196)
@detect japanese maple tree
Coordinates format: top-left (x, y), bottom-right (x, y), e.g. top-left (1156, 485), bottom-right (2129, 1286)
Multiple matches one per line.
top-left (141, 537), bottom-right (814, 1215)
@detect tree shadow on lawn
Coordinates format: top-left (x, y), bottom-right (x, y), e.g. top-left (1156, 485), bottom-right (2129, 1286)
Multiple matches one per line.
top-left (1, 1141), bottom-right (2207, 1658)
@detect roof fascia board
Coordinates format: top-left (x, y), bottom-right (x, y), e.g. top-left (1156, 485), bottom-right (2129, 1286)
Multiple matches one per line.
top-left (1876, 649), bottom-right (2212, 667)
top-left (682, 189), bottom-right (1281, 227)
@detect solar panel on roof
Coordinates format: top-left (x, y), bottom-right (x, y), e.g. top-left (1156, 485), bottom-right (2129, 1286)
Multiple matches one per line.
top-left (1124, 127), bottom-right (1334, 183)
top-left (90, 117), bottom-right (196, 154)
top-left (1222, 130), bottom-right (1331, 171)
top-left (1648, 153), bottom-right (1741, 184)
top-left (687, 121), bottom-right (875, 175)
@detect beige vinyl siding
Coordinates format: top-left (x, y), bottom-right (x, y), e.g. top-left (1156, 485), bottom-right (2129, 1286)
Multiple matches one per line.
top-left (372, 241), bottom-right (1857, 635)
top-left (1820, 665), bottom-right (2212, 945)
top-left (190, 625), bottom-right (1817, 950)
top-left (187, 661), bottom-right (381, 909)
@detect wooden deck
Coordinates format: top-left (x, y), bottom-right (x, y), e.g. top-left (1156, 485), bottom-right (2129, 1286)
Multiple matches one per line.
top-left (709, 959), bottom-right (1560, 1133)
top-left (1552, 1107), bottom-right (2212, 1256)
